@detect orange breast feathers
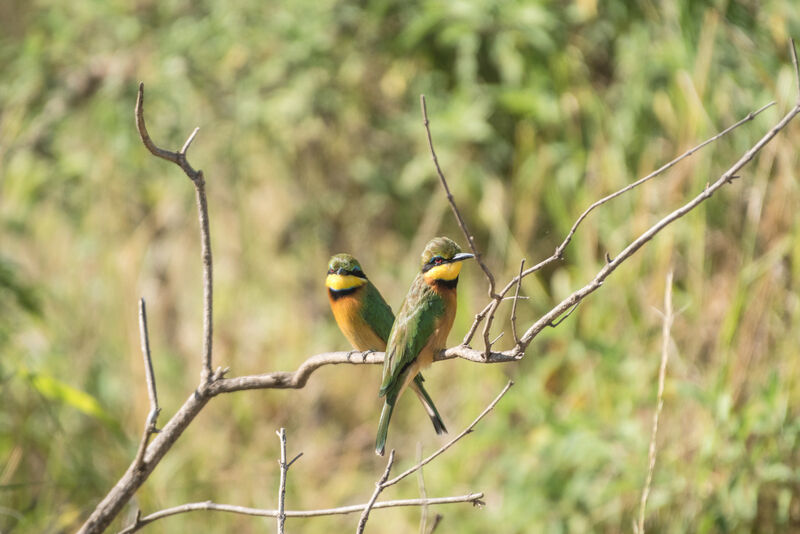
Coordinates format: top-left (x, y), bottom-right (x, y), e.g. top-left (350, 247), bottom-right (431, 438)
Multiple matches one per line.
top-left (328, 291), bottom-right (387, 351)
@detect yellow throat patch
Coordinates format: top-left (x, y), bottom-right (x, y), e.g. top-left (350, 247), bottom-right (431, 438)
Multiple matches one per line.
top-left (326, 274), bottom-right (367, 291)
top-left (424, 261), bottom-right (463, 283)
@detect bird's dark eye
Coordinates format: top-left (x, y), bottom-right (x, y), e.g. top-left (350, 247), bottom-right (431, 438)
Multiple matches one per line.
top-left (327, 268), bottom-right (335, 274)
top-left (433, 257), bottom-right (444, 265)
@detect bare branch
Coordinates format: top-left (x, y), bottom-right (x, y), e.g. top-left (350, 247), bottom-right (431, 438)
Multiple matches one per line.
top-left (357, 450), bottom-right (395, 534)
top-left (547, 301), bottom-right (581, 329)
top-left (510, 259), bottom-right (525, 344)
top-left (208, 347), bottom-right (518, 395)
top-left (428, 514), bottom-right (443, 533)
top-left (551, 101), bottom-right (775, 261)
top-left (276, 429), bottom-right (289, 534)
top-left (791, 39), bottom-right (800, 103)
top-left (417, 443), bottom-right (429, 534)
top-left (636, 271), bottom-right (674, 534)
top-left (420, 94), bottom-right (498, 299)
top-left (383, 381), bottom-right (513, 487)
top-left (462, 100), bottom-right (775, 347)
top-left (516, 99), bottom-right (800, 352)
top-left (132, 299), bottom-right (160, 472)
top-left (135, 82), bottom-right (214, 385)
top-left (180, 127), bottom-right (200, 155)
top-left (118, 493), bottom-right (484, 533)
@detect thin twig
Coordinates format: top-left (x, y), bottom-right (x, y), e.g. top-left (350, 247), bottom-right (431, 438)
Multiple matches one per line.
top-left (384, 381), bottom-right (513, 487)
top-left (118, 493), bottom-right (484, 533)
top-left (354, 381), bottom-right (511, 532)
top-left (636, 271), bottom-right (674, 534)
top-left (510, 259), bottom-right (525, 344)
top-left (547, 301), bottom-right (581, 328)
top-left (417, 443), bottom-right (429, 534)
top-left (791, 39), bottom-right (800, 104)
top-left (461, 100), bottom-right (774, 347)
top-left (428, 514), bottom-right (443, 533)
top-left (134, 83), bottom-right (213, 385)
top-left (132, 298), bottom-right (160, 472)
top-left (276, 428), bottom-right (288, 534)
top-left (420, 95), bottom-right (498, 299)
top-left (517, 99), bottom-right (800, 352)
top-left (551, 101), bottom-right (775, 261)
top-left (356, 450), bottom-right (395, 534)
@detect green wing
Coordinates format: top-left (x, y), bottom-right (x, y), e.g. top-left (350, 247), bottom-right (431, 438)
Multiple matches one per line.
top-left (361, 281), bottom-right (395, 343)
top-left (379, 275), bottom-right (444, 397)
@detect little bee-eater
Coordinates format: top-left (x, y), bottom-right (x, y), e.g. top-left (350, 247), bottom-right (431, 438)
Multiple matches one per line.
top-left (325, 254), bottom-right (447, 439)
top-left (375, 237), bottom-right (474, 455)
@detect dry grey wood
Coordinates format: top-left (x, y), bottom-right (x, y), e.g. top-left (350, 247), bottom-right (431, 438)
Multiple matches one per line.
top-left (276, 429), bottom-right (287, 534)
top-left (356, 450), bottom-right (395, 534)
top-left (459, 99), bottom-right (776, 347)
top-left (420, 94), bottom-right (498, 299)
top-left (428, 514), bottom-right (443, 534)
top-left (510, 259), bottom-right (525, 345)
top-left (384, 381), bottom-right (512, 487)
top-left (275, 429), bottom-right (302, 534)
top-left (636, 272), bottom-right (674, 534)
top-left (134, 82), bottom-right (213, 385)
top-left (117, 493), bottom-right (484, 533)
top-left (416, 443), bottom-right (429, 534)
top-left (515, 94), bottom-right (800, 352)
top-left (132, 298), bottom-right (160, 472)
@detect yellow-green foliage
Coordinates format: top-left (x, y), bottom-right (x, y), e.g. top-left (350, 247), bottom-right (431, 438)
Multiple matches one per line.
top-left (2, 1), bottom-right (800, 532)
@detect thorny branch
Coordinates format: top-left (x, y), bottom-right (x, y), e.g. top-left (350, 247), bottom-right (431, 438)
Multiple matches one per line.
top-left (80, 43), bottom-right (800, 534)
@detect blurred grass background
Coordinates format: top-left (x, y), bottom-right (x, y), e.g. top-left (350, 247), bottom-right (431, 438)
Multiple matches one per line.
top-left (2, 0), bottom-right (800, 532)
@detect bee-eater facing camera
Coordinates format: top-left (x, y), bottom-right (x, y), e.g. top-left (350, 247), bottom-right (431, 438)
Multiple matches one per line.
top-left (325, 253), bottom-right (447, 441)
top-left (375, 237), bottom-right (474, 455)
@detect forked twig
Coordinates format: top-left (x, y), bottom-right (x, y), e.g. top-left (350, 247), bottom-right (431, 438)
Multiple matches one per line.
top-left (118, 493), bottom-right (484, 533)
top-left (510, 259), bottom-right (525, 344)
top-left (460, 99), bottom-right (775, 348)
top-left (420, 95), bottom-right (498, 299)
top-left (356, 450), bottom-right (395, 534)
top-left (132, 298), bottom-right (160, 472)
top-left (383, 381), bottom-right (513, 487)
top-left (135, 83), bottom-right (213, 386)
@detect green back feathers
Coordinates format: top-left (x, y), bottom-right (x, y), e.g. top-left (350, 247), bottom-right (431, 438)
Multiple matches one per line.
top-left (379, 275), bottom-right (445, 397)
top-left (362, 281), bottom-right (394, 343)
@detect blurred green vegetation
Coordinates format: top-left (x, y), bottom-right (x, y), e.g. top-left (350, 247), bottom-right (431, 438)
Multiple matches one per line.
top-left (2, 0), bottom-right (800, 532)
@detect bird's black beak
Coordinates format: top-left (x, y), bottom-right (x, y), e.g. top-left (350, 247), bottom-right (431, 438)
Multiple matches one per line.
top-left (451, 252), bottom-right (475, 262)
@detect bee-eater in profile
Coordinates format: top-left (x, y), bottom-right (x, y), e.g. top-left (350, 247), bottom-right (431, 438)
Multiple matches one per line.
top-left (375, 237), bottom-right (474, 455)
top-left (325, 254), bottom-right (447, 440)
